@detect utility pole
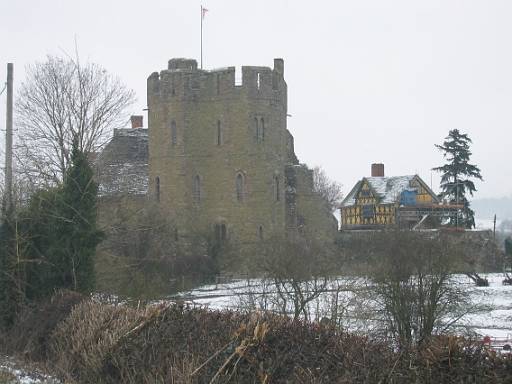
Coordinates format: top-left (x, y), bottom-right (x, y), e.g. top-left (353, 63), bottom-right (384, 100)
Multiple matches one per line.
top-left (3, 63), bottom-right (13, 214)
top-left (493, 214), bottom-right (497, 241)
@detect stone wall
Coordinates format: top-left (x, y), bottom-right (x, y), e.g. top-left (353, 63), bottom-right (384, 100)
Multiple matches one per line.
top-left (285, 164), bottom-right (338, 242)
top-left (147, 58), bottom-right (293, 248)
top-left (96, 58), bottom-right (338, 261)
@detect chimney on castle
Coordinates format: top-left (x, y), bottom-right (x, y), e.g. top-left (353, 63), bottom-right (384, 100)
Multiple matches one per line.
top-left (371, 163), bottom-right (384, 177)
top-left (131, 115), bottom-right (143, 129)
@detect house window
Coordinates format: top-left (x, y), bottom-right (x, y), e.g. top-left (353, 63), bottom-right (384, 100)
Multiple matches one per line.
top-left (193, 175), bottom-right (201, 203)
top-left (155, 176), bottom-right (160, 202)
top-left (171, 120), bottom-right (177, 146)
top-left (217, 120), bottom-right (222, 146)
top-left (236, 173), bottom-right (245, 202)
top-left (362, 205), bottom-right (374, 219)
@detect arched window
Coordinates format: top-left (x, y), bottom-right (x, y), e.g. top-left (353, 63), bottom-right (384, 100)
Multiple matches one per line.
top-left (171, 120), bottom-right (177, 146)
top-left (236, 173), bottom-right (244, 202)
top-left (215, 223), bottom-right (227, 244)
top-left (155, 176), bottom-right (160, 202)
top-left (260, 118), bottom-right (265, 142)
top-left (274, 175), bottom-right (280, 201)
top-left (217, 120), bottom-right (222, 146)
top-left (193, 175), bottom-right (201, 203)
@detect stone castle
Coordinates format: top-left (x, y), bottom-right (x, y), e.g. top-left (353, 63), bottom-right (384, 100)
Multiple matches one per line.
top-left (96, 58), bottom-right (337, 252)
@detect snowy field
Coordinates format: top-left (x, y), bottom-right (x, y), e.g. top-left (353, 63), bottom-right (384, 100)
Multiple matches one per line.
top-left (175, 273), bottom-right (512, 341)
top-left (0, 356), bottom-right (59, 384)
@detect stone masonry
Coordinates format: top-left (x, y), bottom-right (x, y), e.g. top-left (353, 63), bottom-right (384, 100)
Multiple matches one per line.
top-left (97, 58), bottom-right (337, 253)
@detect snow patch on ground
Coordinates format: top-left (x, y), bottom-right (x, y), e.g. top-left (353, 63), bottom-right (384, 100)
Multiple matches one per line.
top-left (175, 273), bottom-right (512, 340)
top-left (0, 357), bottom-right (59, 384)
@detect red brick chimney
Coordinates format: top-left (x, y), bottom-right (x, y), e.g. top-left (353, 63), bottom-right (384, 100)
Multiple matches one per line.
top-left (371, 163), bottom-right (384, 177)
top-left (130, 115), bottom-right (143, 129)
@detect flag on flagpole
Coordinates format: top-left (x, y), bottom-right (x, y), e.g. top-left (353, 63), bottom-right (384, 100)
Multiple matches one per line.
top-left (202, 6), bottom-right (208, 20)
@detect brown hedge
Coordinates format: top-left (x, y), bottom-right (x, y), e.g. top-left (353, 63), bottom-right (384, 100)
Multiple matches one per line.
top-left (4, 295), bottom-right (512, 383)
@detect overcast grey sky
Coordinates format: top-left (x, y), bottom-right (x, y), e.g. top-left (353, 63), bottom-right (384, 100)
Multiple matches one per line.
top-left (1, 0), bottom-right (511, 200)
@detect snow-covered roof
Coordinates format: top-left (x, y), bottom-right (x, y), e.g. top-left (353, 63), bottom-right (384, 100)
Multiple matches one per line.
top-left (95, 128), bottom-right (149, 197)
top-left (97, 162), bottom-right (148, 196)
top-left (113, 127), bottom-right (148, 137)
top-left (341, 175), bottom-right (418, 207)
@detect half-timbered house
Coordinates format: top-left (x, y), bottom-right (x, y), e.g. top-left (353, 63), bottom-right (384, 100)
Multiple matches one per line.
top-left (340, 164), bottom-right (459, 230)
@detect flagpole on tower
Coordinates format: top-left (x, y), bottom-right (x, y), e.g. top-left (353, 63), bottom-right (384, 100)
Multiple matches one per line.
top-left (200, 5), bottom-right (203, 69)
top-left (201, 5), bottom-right (208, 69)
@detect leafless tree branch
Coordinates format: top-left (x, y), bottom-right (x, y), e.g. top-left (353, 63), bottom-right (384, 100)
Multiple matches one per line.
top-left (15, 55), bottom-right (136, 186)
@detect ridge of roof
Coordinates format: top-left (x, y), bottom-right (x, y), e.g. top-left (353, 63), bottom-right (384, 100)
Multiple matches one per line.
top-left (341, 174), bottom-right (437, 207)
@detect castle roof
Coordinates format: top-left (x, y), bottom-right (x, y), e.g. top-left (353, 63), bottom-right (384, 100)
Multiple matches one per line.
top-left (95, 128), bottom-right (149, 197)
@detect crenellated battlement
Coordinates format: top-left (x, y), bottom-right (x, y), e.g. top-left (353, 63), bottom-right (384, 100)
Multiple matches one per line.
top-left (168, 58), bottom-right (198, 71)
top-left (142, 55), bottom-right (337, 250)
top-left (148, 58), bottom-right (286, 104)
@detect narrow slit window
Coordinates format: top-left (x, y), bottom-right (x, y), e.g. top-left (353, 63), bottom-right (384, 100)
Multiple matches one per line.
top-left (236, 174), bottom-right (244, 202)
top-left (217, 120), bottom-right (222, 146)
top-left (258, 226), bottom-right (263, 240)
top-left (193, 175), bottom-right (201, 203)
top-left (260, 118), bottom-right (265, 142)
top-left (171, 120), bottom-right (177, 146)
top-left (254, 118), bottom-right (259, 142)
top-left (257, 73), bottom-right (261, 89)
top-left (155, 176), bottom-right (160, 202)
top-left (274, 176), bottom-right (280, 201)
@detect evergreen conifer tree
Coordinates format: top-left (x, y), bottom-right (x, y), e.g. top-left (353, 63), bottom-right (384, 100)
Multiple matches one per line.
top-left (433, 129), bottom-right (483, 228)
top-left (58, 139), bottom-right (103, 293)
top-left (23, 188), bottom-right (66, 299)
top-left (505, 237), bottom-right (512, 265)
top-left (23, 139), bottom-right (103, 297)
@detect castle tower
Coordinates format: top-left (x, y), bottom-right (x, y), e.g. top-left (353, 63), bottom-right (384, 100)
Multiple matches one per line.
top-left (147, 58), bottom-right (289, 246)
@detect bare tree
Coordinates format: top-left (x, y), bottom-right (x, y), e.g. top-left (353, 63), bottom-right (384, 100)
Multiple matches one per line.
top-left (312, 166), bottom-right (343, 213)
top-left (247, 235), bottom-right (339, 322)
top-left (365, 231), bottom-right (481, 348)
top-left (15, 55), bottom-right (136, 185)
